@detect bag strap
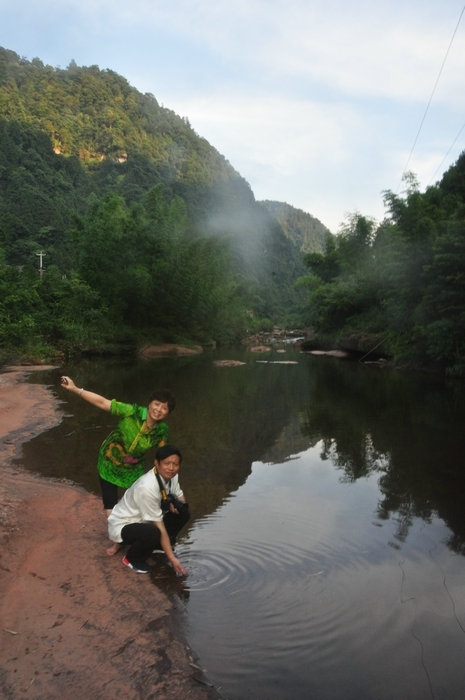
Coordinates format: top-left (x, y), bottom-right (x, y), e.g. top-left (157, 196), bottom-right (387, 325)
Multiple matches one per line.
top-left (128, 420), bottom-right (147, 453)
top-left (154, 467), bottom-right (170, 502)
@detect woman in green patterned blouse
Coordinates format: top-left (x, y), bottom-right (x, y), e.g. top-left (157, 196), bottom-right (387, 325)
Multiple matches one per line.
top-left (60, 375), bottom-right (176, 554)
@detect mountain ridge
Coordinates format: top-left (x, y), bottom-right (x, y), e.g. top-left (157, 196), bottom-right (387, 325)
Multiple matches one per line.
top-left (0, 45), bottom-right (327, 358)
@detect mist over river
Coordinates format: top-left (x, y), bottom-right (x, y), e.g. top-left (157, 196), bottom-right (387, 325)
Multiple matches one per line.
top-left (18, 347), bottom-right (465, 699)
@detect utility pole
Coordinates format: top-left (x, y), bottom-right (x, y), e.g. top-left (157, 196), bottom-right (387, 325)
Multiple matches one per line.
top-left (35, 250), bottom-right (46, 278)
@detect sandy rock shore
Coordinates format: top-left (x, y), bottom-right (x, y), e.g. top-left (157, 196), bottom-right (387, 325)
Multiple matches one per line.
top-left (0, 366), bottom-right (219, 700)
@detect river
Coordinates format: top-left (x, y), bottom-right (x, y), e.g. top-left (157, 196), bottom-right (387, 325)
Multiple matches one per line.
top-left (17, 345), bottom-right (465, 699)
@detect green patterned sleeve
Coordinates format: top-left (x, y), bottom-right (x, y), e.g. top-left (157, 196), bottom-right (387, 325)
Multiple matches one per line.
top-left (111, 399), bottom-right (143, 418)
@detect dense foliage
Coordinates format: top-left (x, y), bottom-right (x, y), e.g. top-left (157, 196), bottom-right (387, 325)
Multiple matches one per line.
top-left (302, 163), bottom-right (465, 375)
top-left (4, 45), bottom-right (462, 375)
top-left (261, 200), bottom-right (328, 254)
top-left (0, 47), bottom-right (327, 361)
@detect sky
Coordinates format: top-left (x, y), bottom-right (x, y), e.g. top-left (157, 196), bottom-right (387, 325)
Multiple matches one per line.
top-left (1, 0), bottom-right (465, 233)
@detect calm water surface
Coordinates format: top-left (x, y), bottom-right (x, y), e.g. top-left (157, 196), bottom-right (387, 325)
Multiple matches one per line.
top-left (17, 347), bottom-right (465, 699)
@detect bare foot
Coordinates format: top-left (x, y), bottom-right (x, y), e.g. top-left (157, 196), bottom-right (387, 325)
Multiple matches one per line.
top-left (106, 542), bottom-right (121, 556)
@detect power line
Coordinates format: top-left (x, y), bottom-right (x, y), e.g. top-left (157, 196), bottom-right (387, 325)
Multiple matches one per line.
top-left (428, 119), bottom-right (465, 185)
top-left (401, 4), bottom-right (465, 183)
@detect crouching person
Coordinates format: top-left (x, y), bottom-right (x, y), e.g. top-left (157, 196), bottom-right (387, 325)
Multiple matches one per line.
top-left (108, 444), bottom-right (189, 575)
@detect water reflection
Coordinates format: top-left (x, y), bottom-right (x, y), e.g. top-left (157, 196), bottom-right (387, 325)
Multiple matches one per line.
top-left (297, 358), bottom-right (465, 552)
top-left (182, 453), bottom-right (465, 700)
top-left (20, 349), bottom-right (312, 517)
top-left (16, 350), bottom-right (465, 699)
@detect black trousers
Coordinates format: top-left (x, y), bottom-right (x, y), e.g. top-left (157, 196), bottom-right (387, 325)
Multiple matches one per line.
top-left (99, 476), bottom-right (120, 510)
top-left (121, 508), bottom-right (190, 565)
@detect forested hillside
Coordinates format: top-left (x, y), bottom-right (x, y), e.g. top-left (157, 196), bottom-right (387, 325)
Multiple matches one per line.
top-left (261, 201), bottom-right (329, 254)
top-left (0, 47), bottom-right (325, 361)
top-left (301, 164), bottom-right (465, 376)
top-left (3, 46), bottom-right (462, 375)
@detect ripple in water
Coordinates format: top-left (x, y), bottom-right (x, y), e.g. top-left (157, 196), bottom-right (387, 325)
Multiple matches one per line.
top-left (178, 479), bottom-right (410, 699)
top-left (178, 535), bottom-right (332, 597)
top-left (178, 509), bottom-right (372, 596)
top-left (178, 515), bottom-right (391, 694)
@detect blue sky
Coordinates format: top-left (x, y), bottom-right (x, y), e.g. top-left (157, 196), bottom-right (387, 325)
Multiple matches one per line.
top-left (2, 0), bottom-right (465, 232)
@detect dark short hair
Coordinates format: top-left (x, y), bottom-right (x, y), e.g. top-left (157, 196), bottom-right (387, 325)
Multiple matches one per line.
top-left (148, 389), bottom-right (176, 413)
top-left (155, 444), bottom-right (182, 463)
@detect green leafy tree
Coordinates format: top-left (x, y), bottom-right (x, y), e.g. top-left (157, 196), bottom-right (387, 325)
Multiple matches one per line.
top-left (421, 220), bottom-right (465, 373)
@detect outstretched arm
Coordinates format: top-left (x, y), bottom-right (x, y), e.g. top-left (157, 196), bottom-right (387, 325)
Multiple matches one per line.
top-left (60, 376), bottom-right (112, 412)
